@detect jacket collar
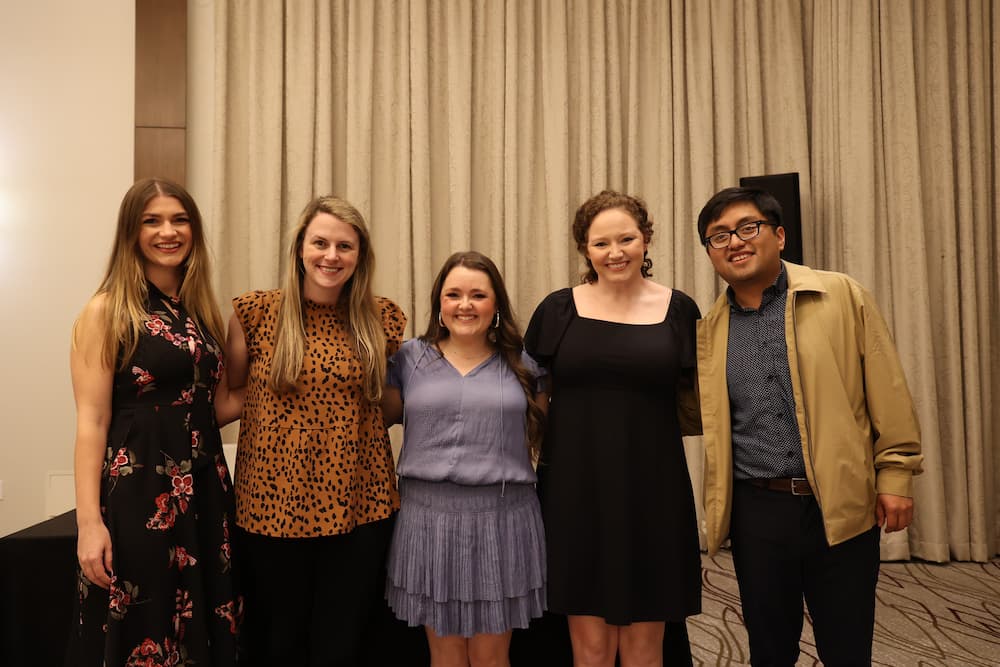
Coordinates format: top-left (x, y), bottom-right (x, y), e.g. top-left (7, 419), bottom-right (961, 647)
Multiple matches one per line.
top-left (783, 260), bottom-right (827, 295)
top-left (704, 261), bottom-right (827, 324)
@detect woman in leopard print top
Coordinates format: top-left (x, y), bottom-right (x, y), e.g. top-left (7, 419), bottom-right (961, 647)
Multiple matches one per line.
top-left (226, 196), bottom-right (406, 665)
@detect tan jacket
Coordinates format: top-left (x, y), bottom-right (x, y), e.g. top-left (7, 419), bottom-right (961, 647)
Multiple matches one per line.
top-left (696, 262), bottom-right (923, 554)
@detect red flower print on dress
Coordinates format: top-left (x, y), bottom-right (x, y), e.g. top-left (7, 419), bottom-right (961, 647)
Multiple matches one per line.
top-left (108, 576), bottom-right (139, 621)
top-left (148, 454), bottom-right (193, 529)
top-left (172, 588), bottom-right (194, 641)
top-left (109, 449), bottom-right (130, 477)
top-left (171, 386), bottom-right (195, 407)
top-left (171, 472), bottom-right (195, 512)
top-left (184, 319), bottom-right (204, 363)
top-left (215, 595), bottom-right (244, 635)
top-left (215, 457), bottom-right (229, 492)
top-left (219, 514), bottom-right (233, 569)
top-left (168, 545), bottom-right (198, 570)
top-left (144, 315), bottom-right (168, 336)
top-left (106, 447), bottom-right (142, 485)
top-left (131, 366), bottom-right (156, 396)
top-left (125, 636), bottom-right (185, 667)
top-left (146, 492), bottom-right (178, 531)
top-left (190, 430), bottom-right (201, 454)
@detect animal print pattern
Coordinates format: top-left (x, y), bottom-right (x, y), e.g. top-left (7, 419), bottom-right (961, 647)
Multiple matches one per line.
top-left (233, 290), bottom-right (406, 537)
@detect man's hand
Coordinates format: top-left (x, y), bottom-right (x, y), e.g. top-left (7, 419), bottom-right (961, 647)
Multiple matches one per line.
top-left (876, 493), bottom-right (914, 533)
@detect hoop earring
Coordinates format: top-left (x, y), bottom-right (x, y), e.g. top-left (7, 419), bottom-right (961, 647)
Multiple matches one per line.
top-left (492, 311), bottom-right (501, 329)
top-left (438, 311), bottom-right (445, 328)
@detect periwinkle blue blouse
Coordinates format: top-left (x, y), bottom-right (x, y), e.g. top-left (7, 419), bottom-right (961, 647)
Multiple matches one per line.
top-left (388, 338), bottom-right (544, 485)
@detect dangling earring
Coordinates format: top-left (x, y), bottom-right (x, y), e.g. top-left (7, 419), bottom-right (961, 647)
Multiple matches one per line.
top-left (438, 311), bottom-right (445, 328)
top-left (492, 311), bottom-right (501, 329)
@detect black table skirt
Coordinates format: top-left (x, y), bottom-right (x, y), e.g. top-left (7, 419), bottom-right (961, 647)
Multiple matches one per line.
top-left (0, 510), bottom-right (78, 667)
top-left (0, 511), bottom-right (692, 666)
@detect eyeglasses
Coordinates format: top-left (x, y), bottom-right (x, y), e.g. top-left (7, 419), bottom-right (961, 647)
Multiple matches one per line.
top-left (703, 220), bottom-right (777, 249)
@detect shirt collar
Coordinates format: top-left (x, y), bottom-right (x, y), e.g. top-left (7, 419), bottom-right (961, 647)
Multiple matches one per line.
top-left (727, 263), bottom-right (787, 312)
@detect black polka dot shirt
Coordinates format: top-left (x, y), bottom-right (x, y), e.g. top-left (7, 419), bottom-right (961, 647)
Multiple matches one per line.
top-left (726, 266), bottom-right (807, 480)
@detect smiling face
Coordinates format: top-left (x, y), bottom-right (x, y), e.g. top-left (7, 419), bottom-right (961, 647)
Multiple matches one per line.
top-left (298, 212), bottom-right (360, 302)
top-left (137, 195), bottom-right (192, 282)
top-left (584, 207), bottom-right (648, 285)
top-left (704, 201), bottom-right (785, 294)
top-left (439, 265), bottom-right (497, 343)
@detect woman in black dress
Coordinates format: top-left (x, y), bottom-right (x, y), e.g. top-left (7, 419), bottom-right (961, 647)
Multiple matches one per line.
top-left (69, 179), bottom-right (243, 666)
top-left (524, 190), bottom-right (702, 666)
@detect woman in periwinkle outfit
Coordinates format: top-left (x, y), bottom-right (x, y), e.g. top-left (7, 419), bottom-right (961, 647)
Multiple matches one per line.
top-left (381, 251), bottom-right (548, 667)
top-left (524, 191), bottom-right (702, 667)
top-left (69, 178), bottom-right (243, 666)
top-left (225, 196), bottom-right (406, 666)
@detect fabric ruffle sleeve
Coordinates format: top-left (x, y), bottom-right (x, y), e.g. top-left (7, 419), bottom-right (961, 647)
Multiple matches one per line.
top-left (670, 289), bottom-right (701, 371)
top-left (387, 337), bottom-right (423, 390)
top-left (671, 289), bottom-right (703, 436)
top-left (523, 287), bottom-right (575, 369)
top-left (232, 289), bottom-right (277, 353)
top-left (519, 350), bottom-right (548, 393)
top-left (376, 296), bottom-right (408, 357)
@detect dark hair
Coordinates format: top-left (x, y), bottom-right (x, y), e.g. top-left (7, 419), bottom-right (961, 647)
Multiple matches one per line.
top-left (571, 190), bottom-right (653, 283)
top-left (421, 251), bottom-right (544, 460)
top-left (696, 187), bottom-right (784, 240)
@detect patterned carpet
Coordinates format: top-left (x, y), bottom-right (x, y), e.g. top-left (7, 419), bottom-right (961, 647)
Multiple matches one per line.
top-left (693, 551), bottom-right (1000, 666)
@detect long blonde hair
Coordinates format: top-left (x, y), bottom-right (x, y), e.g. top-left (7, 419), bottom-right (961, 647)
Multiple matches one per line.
top-left (268, 196), bottom-right (387, 402)
top-left (84, 178), bottom-right (225, 369)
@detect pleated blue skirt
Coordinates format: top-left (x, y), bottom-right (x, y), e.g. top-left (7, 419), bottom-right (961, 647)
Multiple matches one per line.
top-left (386, 477), bottom-right (547, 637)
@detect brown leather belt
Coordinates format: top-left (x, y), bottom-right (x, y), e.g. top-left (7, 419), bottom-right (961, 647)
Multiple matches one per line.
top-left (748, 477), bottom-right (813, 495)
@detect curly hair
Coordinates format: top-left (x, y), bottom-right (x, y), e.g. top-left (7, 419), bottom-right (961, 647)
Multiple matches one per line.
top-left (571, 190), bottom-right (654, 283)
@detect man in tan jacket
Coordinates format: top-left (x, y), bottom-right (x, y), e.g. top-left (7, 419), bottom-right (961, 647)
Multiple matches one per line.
top-left (695, 186), bottom-right (923, 666)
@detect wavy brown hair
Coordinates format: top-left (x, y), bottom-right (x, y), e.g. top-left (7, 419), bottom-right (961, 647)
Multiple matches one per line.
top-left (421, 251), bottom-right (544, 461)
top-left (571, 190), bottom-right (654, 283)
top-left (82, 178), bottom-right (224, 369)
top-left (268, 196), bottom-right (387, 402)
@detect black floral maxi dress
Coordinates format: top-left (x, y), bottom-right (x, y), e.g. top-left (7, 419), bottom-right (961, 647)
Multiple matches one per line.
top-left (68, 284), bottom-right (242, 667)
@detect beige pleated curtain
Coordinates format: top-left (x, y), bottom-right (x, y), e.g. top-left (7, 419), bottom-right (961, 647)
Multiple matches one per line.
top-left (210, 0), bottom-right (1000, 562)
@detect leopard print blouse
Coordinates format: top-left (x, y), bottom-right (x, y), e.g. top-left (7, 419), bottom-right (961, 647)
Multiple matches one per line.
top-left (232, 289), bottom-right (406, 537)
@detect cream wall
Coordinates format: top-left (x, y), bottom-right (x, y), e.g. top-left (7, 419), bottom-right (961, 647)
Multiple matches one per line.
top-left (0, 0), bottom-right (134, 536)
top-left (187, 0), bottom-right (215, 227)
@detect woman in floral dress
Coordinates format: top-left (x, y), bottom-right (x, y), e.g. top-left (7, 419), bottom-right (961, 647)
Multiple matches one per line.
top-left (68, 178), bottom-right (243, 666)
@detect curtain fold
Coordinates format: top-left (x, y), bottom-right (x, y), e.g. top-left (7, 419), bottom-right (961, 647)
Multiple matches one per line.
top-left (211, 0), bottom-right (999, 561)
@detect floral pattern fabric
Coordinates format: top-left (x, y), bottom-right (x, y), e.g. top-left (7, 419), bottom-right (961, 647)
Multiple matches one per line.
top-left (68, 284), bottom-right (242, 666)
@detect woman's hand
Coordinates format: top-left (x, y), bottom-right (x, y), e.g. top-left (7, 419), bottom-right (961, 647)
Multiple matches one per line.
top-left (77, 521), bottom-right (113, 589)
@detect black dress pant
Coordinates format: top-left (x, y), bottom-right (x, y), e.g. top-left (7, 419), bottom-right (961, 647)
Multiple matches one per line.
top-left (237, 516), bottom-right (395, 667)
top-left (730, 481), bottom-right (880, 667)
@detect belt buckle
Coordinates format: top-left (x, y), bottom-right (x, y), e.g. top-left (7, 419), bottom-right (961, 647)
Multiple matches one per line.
top-left (790, 477), bottom-right (809, 495)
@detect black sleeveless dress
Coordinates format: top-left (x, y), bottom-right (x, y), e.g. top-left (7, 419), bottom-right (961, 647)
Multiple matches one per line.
top-left (524, 287), bottom-right (701, 624)
top-left (68, 284), bottom-right (242, 666)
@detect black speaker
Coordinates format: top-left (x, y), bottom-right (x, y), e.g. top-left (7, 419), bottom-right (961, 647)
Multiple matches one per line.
top-left (739, 172), bottom-right (803, 265)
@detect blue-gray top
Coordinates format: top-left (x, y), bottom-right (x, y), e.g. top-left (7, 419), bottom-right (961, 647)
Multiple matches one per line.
top-left (388, 338), bottom-right (544, 485)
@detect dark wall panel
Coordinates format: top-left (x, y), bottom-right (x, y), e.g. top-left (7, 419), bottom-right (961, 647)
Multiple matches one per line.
top-left (739, 172), bottom-right (803, 265)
